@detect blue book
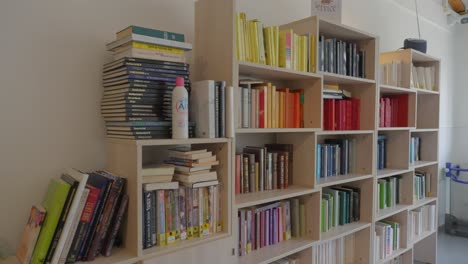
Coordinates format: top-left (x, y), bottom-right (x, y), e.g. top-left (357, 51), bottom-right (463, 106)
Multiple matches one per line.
top-left (316, 144), bottom-right (322, 179)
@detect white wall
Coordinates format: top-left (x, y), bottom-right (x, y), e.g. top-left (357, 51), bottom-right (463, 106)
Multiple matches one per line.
top-left (0, 0), bottom-right (456, 258)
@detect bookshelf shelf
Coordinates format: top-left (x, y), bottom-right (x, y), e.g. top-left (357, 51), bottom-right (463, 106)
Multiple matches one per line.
top-left (380, 84), bottom-right (415, 94)
top-left (320, 222), bottom-right (371, 242)
top-left (411, 230), bottom-right (437, 245)
top-left (237, 239), bottom-right (316, 264)
top-left (235, 185), bottom-right (318, 209)
top-left (316, 130), bottom-right (374, 135)
top-left (141, 233), bottom-right (230, 260)
top-left (414, 88), bottom-right (439, 95)
top-left (235, 128), bottom-right (319, 134)
top-left (316, 173), bottom-right (373, 188)
top-left (319, 71), bottom-right (376, 85)
top-left (376, 247), bottom-right (412, 264)
top-left (238, 61), bottom-right (322, 81)
top-left (411, 128), bottom-right (439, 132)
top-left (376, 168), bottom-right (412, 179)
top-left (107, 137), bottom-right (230, 146)
top-left (410, 160), bottom-right (438, 169)
top-left (376, 204), bottom-right (410, 221)
top-left (378, 127), bottom-right (412, 131)
top-left (411, 197), bottom-right (438, 210)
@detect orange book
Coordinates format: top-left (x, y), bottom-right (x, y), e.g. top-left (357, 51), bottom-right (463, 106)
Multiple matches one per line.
top-left (278, 91), bottom-right (284, 128)
top-left (288, 93), bottom-right (295, 128)
top-left (294, 89), bottom-right (305, 128)
top-left (278, 88), bottom-right (290, 128)
top-left (272, 85), bottom-right (277, 128)
top-left (293, 93), bottom-right (300, 128)
top-left (267, 83), bottom-right (273, 128)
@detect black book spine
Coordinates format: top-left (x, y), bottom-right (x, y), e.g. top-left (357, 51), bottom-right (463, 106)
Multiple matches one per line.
top-left (144, 190), bottom-right (152, 249)
top-left (151, 190), bottom-right (157, 246)
top-left (214, 82), bottom-right (220, 138)
top-left (103, 194), bottom-right (129, 257)
top-left (219, 81), bottom-right (226, 138)
top-left (45, 181), bottom-right (78, 262)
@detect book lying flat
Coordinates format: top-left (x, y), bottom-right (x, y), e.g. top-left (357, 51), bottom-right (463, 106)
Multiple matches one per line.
top-left (144, 181), bottom-right (179, 191)
top-left (173, 171), bottom-right (217, 183)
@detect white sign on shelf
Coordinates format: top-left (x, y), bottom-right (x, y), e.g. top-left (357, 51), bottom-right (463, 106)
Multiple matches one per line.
top-left (311, 0), bottom-right (343, 23)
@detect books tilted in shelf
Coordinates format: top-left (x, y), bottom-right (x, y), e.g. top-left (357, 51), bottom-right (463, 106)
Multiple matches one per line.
top-left (377, 176), bottom-right (402, 212)
top-left (411, 63), bottom-right (437, 91)
top-left (20, 170), bottom-right (128, 264)
top-left (235, 144), bottom-right (293, 194)
top-left (16, 205), bottom-right (46, 264)
top-left (238, 81), bottom-right (305, 129)
top-left (321, 186), bottom-right (361, 232)
top-left (375, 220), bottom-right (401, 261)
top-left (379, 95), bottom-right (409, 128)
top-left (312, 234), bottom-right (355, 264)
top-left (409, 136), bottom-right (421, 164)
top-left (323, 97), bottom-right (360, 131)
top-left (235, 13), bottom-right (316, 72)
top-left (408, 204), bottom-right (436, 242)
top-left (318, 36), bottom-right (366, 78)
top-left (414, 171), bottom-right (432, 201)
top-left (238, 198), bottom-right (305, 256)
top-left (380, 60), bottom-right (410, 87)
top-left (377, 135), bottom-right (387, 170)
top-left (316, 138), bottom-right (356, 179)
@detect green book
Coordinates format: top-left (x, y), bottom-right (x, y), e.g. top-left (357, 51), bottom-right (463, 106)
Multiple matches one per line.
top-left (117, 25), bottom-right (185, 42)
top-left (381, 220), bottom-right (400, 250)
top-left (378, 180), bottom-right (386, 209)
top-left (299, 203), bottom-right (305, 237)
top-left (386, 179), bottom-right (393, 208)
top-left (329, 195), bottom-right (334, 228)
top-left (321, 200), bottom-right (326, 232)
top-left (30, 179), bottom-right (71, 264)
top-left (291, 198), bottom-right (300, 237)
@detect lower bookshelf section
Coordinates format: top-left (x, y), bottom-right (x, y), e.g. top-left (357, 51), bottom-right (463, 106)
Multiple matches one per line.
top-left (141, 232), bottom-right (230, 260)
top-left (412, 230), bottom-right (436, 245)
top-left (237, 239), bottom-right (316, 264)
top-left (235, 185), bottom-right (318, 209)
top-left (376, 247), bottom-right (411, 264)
top-left (321, 222), bottom-right (371, 242)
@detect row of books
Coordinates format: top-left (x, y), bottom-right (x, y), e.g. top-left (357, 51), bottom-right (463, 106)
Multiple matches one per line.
top-left (236, 13), bottom-right (316, 73)
top-left (410, 136), bottom-right (421, 164)
top-left (414, 171), bottom-right (432, 200)
top-left (409, 204), bottom-right (436, 242)
top-left (238, 198), bottom-right (306, 256)
top-left (323, 98), bottom-right (361, 130)
top-left (411, 64), bottom-right (438, 91)
top-left (316, 138), bottom-right (356, 179)
top-left (377, 134), bottom-right (387, 170)
top-left (377, 176), bottom-right (402, 211)
top-left (191, 80), bottom-right (229, 138)
top-left (375, 220), bottom-right (401, 260)
top-left (321, 186), bottom-right (361, 232)
top-left (379, 95), bottom-right (409, 127)
top-left (142, 183), bottom-right (221, 249)
top-left (380, 61), bottom-right (410, 88)
top-left (319, 36), bottom-right (367, 78)
top-left (238, 81), bottom-right (305, 129)
top-left (16, 170), bottom-right (128, 264)
top-left (312, 234), bottom-right (355, 264)
top-left (235, 144), bottom-right (293, 194)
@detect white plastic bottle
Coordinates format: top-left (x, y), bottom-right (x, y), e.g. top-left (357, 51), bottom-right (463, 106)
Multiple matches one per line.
top-left (172, 77), bottom-right (189, 139)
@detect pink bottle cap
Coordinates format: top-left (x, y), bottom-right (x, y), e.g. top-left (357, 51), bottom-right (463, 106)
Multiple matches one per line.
top-left (175, 77), bottom-right (184, 86)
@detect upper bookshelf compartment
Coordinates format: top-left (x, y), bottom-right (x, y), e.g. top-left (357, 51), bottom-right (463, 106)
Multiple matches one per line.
top-left (280, 17), bottom-right (378, 84)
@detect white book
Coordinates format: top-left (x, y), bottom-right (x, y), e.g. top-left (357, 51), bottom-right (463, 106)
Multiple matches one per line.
top-left (375, 234), bottom-right (380, 262)
top-left (429, 205), bottom-right (436, 231)
top-left (144, 181), bottom-right (179, 191)
top-left (242, 87), bottom-right (250, 128)
top-left (431, 66), bottom-right (437, 91)
top-left (106, 34), bottom-right (192, 51)
top-left (250, 89), bottom-right (257, 128)
top-left (417, 67), bottom-right (426, 89)
top-left (257, 22), bottom-right (266, 64)
top-left (52, 169), bottom-right (89, 264)
top-left (191, 80), bottom-right (216, 138)
top-left (424, 67), bottom-right (432, 92)
top-left (375, 222), bottom-right (387, 259)
top-left (113, 47), bottom-right (186, 63)
top-left (412, 64), bottom-right (419, 88)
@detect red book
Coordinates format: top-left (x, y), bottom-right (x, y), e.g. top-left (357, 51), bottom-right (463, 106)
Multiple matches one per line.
top-left (351, 98), bottom-right (361, 130)
top-left (346, 100), bottom-right (352, 130)
top-left (258, 89), bottom-right (266, 128)
top-left (379, 98), bottom-right (385, 127)
top-left (384, 98), bottom-right (391, 127)
top-left (323, 99), bottom-right (328, 129)
top-left (341, 100), bottom-right (346, 130)
top-left (235, 155), bottom-right (240, 194)
top-left (325, 99), bottom-right (336, 130)
top-left (335, 100), bottom-right (345, 130)
top-left (392, 97), bottom-right (398, 127)
top-left (397, 94), bottom-right (408, 127)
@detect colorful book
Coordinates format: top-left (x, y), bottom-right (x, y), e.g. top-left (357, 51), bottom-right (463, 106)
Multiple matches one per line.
top-left (16, 205), bottom-right (46, 264)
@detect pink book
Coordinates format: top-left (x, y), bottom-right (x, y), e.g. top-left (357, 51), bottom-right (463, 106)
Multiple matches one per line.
top-left (260, 211), bottom-right (264, 248)
top-left (379, 98), bottom-right (385, 127)
top-left (235, 155), bottom-right (240, 194)
top-left (265, 209), bottom-right (270, 246)
top-left (285, 31), bottom-right (292, 69)
top-left (256, 212), bottom-right (260, 250)
top-left (250, 209), bottom-right (256, 251)
top-left (278, 206), bottom-right (283, 242)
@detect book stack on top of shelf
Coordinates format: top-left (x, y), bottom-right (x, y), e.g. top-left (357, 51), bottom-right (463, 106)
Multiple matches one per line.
top-left (321, 186), bottom-right (361, 232)
top-left (377, 135), bottom-right (387, 170)
top-left (316, 138), bottom-right (357, 180)
top-left (236, 13), bottom-right (316, 72)
top-left (409, 204), bottom-right (436, 241)
top-left (375, 220), bottom-right (401, 261)
top-left (411, 64), bottom-right (437, 91)
top-left (142, 147), bottom-right (221, 249)
top-left (377, 176), bottom-right (402, 212)
top-left (318, 36), bottom-right (367, 78)
top-left (16, 169), bottom-right (128, 264)
top-left (238, 81), bottom-right (305, 129)
top-left (379, 95), bottom-right (409, 127)
top-left (238, 197), bottom-right (305, 256)
top-left (102, 25), bottom-right (195, 139)
top-left (235, 144), bottom-right (293, 194)
top-left (312, 234), bottom-right (355, 264)
top-left (409, 136), bottom-right (421, 164)
top-left (323, 87), bottom-right (360, 131)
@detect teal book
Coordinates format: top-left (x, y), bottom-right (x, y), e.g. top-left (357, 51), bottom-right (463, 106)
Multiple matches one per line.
top-left (117, 25), bottom-right (185, 42)
top-left (30, 178), bottom-right (71, 264)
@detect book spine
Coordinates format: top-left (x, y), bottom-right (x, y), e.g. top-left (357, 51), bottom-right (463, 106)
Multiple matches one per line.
top-left (143, 191), bottom-right (152, 249)
top-left (157, 190), bottom-right (166, 245)
top-left (192, 188), bottom-right (200, 238)
top-left (150, 191), bottom-right (157, 246)
top-left (102, 193), bottom-right (129, 257)
top-left (186, 188), bottom-right (193, 239)
top-left (219, 81), bottom-right (226, 137)
top-left (243, 156), bottom-right (250, 193)
top-left (242, 88), bottom-right (249, 128)
top-left (235, 155), bottom-right (241, 195)
top-left (126, 27), bottom-right (185, 42)
top-left (214, 82), bottom-right (220, 137)
top-left (179, 187), bottom-right (187, 240)
top-left (272, 153), bottom-right (278, 190)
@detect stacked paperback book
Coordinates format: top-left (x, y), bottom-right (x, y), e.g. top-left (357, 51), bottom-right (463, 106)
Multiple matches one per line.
top-left (414, 171), bottom-right (431, 200)
top-left (142, 148), bottom-right (221, 249)
top-left (316, 138), bottom-right (356, 179)
top-left (409, 136), bottom-right (421, 164)
top-left (102, 25), bottom-right (195, 139)
top-left (238, 198), bottom-right (305, 256)
top-left (375, 220), bottom-right (401, 261)
top-left (236, 13), bottom-right (316, 73)
top-left (377, 176), bottom-right (402, 212)
top-left (409, 204), bottom-right (436, 241)
top-left (235, 144), bottom-right (293, 194)
top-left (377, 134), bottom-right (387, 170)
top-left (16, 169), bottom-right (128, 263)
top-left (321, 186), bottom-right (361, 232)
top-left (379, 95), bottom-right (409, 127)
top-left (312, 234), bottom-right (355, 264)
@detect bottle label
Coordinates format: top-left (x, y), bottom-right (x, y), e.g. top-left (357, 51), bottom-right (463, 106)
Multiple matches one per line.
top-left (176, 97), bottom-right (188, 113)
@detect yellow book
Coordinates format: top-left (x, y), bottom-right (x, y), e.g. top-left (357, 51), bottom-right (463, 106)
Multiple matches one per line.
top-left (294, 33), bottom-right (299, 71)
top-left (274, 26), bottom-right (279, 66)
top-left (257, 22), bottom-right (266, 64)
top-left (243, 14), bottom-right (250, 62)
top-left (269, 27), bottom-right (275, 66)
top-left (302, 36), bottom-right (308, 72)
top-left (310, 34), bottom-right (316, 73)
top-left (263, 28), bottom-right (271, 65)
top-left (114, 41), bottom-right (184, 54)
top-left (279, 91), bottom-right (284, 128)
top-left (248, 20), bottom-right (258, 63)
top-left (236, 13), bottom-right (245, 61)
top-left (267, 83), bottom-right (272, 128)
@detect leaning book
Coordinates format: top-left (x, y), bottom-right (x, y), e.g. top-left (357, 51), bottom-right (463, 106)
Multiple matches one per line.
top-left (16, 205), bottom-right (47, 264)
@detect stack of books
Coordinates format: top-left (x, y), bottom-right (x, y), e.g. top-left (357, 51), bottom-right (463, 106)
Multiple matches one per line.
top-left (235, 144), bottom-right (293, 194)
top-left (380, 60), bottom-right (410, 87)
top-left (377, 134), bottom-right (387, 170)
top-left (238, 198), bottom-right (305, 256)
top-left (16, 169), bottom-right (128, 264)
top-left (409, 204), bottom-right (436, 241)
top-left (316, 138), bottom-right (356, 179)
top-left (321, 186), bottom-right (361, 232)
top-left (414, 171), bottom-right (431, 200)
top-left (411, 64), bottom-right (437, 91)
top-left (409, 136), bottom-right (421, 164)
top-left (141, 164), bottom-right (174, 184)
top-left (102, 25), bottom-right (195, 139)
top-left (375, 220), bottom-right (401, 260)
top-left (377, 176), bottom-right (402, 212)
top-left (312, 234), bottom-right (355, 264)
top-left (379, 95), bottom-right (409, 127)
top-left (323, 97), bottom-right (361, 130)
top-left (236, 13), bottom-right (316, 73)
top-left (238, 81), bottom-right (305, 129)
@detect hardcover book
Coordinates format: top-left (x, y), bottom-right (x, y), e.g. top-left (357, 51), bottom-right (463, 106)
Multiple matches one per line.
top-left (16, 205), bottom-right (46, 264)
